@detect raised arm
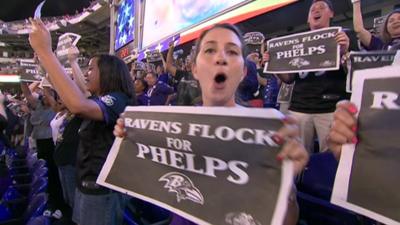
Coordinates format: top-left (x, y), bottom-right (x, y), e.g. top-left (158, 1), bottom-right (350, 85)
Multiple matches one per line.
top-left (20, 82), bottom-right (38, 109)
top-left (0, 93), bottom-right (7, 119)
top-left (68, 46), bottom-right (91, 97)
top-left (161, 51), bottom-right (167, 73)
top-left (352, 0), bottom-right (372, 47)
top-left (29, 18), bottom-right (103, 121)
top-left (165, 42), bottom-right (177, 76)
top-left (261, 40), bottom-right (265, 56)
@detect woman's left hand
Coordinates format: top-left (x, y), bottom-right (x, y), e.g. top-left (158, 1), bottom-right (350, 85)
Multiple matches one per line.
top-left (113, 117), bottom-right (126, 138)
top-left (28, 18), bottom-right (53, 56)
top-left (273, 116), bottom-right (309, 176)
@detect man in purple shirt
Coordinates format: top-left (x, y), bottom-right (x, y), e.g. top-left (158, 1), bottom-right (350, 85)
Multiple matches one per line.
top-left (144, 72), bottom-right (175, 105)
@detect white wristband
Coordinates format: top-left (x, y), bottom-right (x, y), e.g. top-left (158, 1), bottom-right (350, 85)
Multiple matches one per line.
top-left (351, 0), bottom-right (360, 4)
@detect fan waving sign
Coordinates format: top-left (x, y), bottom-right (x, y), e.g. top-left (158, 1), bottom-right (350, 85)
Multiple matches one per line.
top-left (18, 59), bottom-right (42, 82)
top-left (98, 106), bottom-right (294, 225)
top-left (264, 27), bottom-right (340, 74)
top-left (55, 33), bottom-right (81, 64)
top-left (346, 50), bottom-right (396, 92)
top-left (332, 65), bottom-right (400, 225)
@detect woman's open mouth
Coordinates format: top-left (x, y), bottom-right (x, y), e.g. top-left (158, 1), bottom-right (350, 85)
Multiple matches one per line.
top-left (215, 73), bottom-right (227, 83)
top-left (213, 73), bottom-right (227, 89)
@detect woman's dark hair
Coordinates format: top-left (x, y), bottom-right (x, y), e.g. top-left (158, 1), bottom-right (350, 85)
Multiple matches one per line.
top-left (192, 23), bottom-right (247, 64)
top-left (381, 9), bottom-right (400, 45)
top-left (93, 54), bottom-right (136, 105)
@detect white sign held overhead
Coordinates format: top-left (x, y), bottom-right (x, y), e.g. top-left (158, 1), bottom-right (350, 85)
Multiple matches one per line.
top-left (34, 1), bottom-right (46, 19)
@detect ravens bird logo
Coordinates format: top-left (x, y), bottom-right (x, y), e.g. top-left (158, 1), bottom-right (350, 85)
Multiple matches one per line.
top-left (159, 172), bottom-right (204, 205)
top-left (289, 57), bottom-right (310, 68)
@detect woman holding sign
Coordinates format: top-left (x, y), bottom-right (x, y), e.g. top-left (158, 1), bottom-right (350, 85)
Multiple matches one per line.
top-left (326, 101), bottom-right (358, 159)
top-left (114, 23), bottom-right (308, 225)
top-left (352, 0), bottom-right (400, 50)
top-left (28, 18), bottom-right (135, 225)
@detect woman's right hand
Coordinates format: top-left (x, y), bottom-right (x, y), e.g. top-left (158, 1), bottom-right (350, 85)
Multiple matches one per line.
top-left (28, 18), bottom-right (53, 56)
top-left (113, 117), bottom-right (126, 138)
top-left (327, 101), bottom-right (358, 160)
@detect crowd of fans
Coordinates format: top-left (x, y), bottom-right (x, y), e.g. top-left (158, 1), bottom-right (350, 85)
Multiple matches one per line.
top-left (0, 0), bottom-right (101, 35)
top-left (0, 0), bottom-right (399, 224)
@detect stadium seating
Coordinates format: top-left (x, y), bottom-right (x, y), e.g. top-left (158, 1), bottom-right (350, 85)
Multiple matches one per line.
top-left (296, 151), bottom-right (377, 225)
top-left (0, 192), bottom-right (48, 225)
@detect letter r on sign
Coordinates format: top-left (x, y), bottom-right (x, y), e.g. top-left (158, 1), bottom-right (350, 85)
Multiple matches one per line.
top-left (371, 92), bottom-right (400, 110)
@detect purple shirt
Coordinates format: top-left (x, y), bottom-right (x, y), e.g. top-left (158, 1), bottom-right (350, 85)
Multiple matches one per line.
top-left (158, 73), bottom-right (169, 84)
top-left (146, 81), bottom-right (174, 105)
top-left (136, 93), bottom-right (147, 106)
top-left (365, 36), bottom-right (400, 51)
